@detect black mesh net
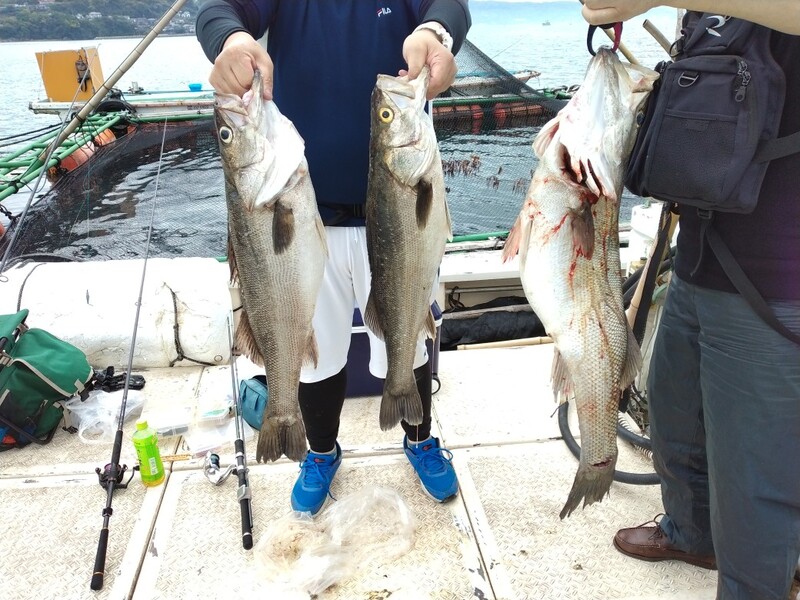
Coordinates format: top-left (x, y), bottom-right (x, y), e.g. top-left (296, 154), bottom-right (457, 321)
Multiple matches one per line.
top-left (0, 39), bottom-right (579, 263)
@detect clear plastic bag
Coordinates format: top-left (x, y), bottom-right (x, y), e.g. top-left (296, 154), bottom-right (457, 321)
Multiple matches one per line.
top-left (62, 390), bottom-right (143, 444)
top-left (256, 485), bottom-right (416, 595)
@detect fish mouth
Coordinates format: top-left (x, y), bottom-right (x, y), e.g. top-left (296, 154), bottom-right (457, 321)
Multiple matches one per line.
top-left (214, 94), bottom-right (250, 130)
top-left (376, 74), bottom-right (416, 99)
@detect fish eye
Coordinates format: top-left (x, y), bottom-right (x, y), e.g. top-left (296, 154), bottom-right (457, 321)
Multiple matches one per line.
top-left (378, 107), bottom-right (394, 123)
top-left (219, 126), bottom-right (233, 144)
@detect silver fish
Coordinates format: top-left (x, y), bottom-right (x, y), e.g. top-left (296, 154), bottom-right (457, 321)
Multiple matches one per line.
top-left (364, 67), bottom-right (452, 430)
top-left (502, 49), bottom-right (657, 518)
top-left (215, 71), bottom-right (327, 463)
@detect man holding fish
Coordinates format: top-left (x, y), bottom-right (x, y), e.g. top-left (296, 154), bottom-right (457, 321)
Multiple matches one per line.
top-left (582, 2), bottom-right (800, 599)
top-left (196, 0), bottom-right (470, 516)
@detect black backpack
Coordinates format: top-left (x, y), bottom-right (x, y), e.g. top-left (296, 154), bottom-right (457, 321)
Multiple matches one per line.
top-left (626, 12), bottom-right (799, 213)
top-left (625, 13), bottom-right (800, 345)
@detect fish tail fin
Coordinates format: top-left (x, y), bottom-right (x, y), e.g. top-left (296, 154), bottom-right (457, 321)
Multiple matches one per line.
top-left (235, 310), bottom-right (264, 366)
top-left (559, 457), bottom-right (617, 519)
top-left (283, 417), bottom-right (309, 463)
top-left (501, 215), bottom-right (523, 263)
top-left (379, 376), bottom-right (423, 431)
top-left (256, 413), bottom-right (307, 463)
top-left (620, 327), bottom-right (643, 388)
top-left (363, 293), bottom-right (385, 340)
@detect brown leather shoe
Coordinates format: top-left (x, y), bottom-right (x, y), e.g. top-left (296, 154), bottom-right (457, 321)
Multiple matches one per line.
top-left (613, 519), bottom-right (717, 570)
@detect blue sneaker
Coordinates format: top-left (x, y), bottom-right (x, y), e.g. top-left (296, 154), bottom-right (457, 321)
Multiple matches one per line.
top-left (403, 436), bottom-right (459, 502)
top-left (291, 442), bottom-right (342, 515)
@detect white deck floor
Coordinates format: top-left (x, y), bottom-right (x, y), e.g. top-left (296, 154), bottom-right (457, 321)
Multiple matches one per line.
top-left (1, 344), bottom-right (796, 600)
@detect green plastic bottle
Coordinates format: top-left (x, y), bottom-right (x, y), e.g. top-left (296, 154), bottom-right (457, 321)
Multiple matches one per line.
top-left (132, 420), bottom-right (165, 486)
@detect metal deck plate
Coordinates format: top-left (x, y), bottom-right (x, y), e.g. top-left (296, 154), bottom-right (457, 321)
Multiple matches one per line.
top-left (1, 346), bottom-right (797, 599)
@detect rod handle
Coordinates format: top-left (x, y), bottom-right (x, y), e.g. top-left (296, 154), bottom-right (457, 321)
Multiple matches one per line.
top-left (240, 496), bottom-right (254, 550)
top-left (90, 527), bottom-right (109, 590)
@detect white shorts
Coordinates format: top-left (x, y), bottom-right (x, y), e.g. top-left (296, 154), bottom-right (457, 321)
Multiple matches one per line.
top-left (300, 226), bottom-right (430, 384)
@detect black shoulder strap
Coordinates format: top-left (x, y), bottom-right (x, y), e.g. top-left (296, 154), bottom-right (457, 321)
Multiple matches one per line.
top-left (705, 225), bottom-right (800, 345)
top-left (754, 129), bottom-right (800, 163)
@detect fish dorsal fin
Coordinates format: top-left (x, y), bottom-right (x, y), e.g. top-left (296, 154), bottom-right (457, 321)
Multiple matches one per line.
top-left (227, 229), bottom-right (239, 285)
top-left (620, 326), bottom-right (643, 389)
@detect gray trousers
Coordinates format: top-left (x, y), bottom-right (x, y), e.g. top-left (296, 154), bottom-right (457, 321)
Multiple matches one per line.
top-left (648, 275), bottom-right (800, 600)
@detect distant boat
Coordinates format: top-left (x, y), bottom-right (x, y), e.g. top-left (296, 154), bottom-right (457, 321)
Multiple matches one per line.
top-left (542, 20), bottom-right (551, 26)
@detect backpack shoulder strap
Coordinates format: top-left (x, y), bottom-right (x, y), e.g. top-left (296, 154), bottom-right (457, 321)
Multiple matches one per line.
top-left (705, 225), bottom-right (800, 345)
top-left (754, 129), bottom-right (800, 163)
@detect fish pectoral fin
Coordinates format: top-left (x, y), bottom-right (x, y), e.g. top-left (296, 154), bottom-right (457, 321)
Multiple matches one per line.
top-left (551, 347), bottom-right (573, 402)
top-left (272, 201), bottom-right (295, 254)
top-left (363, 293), bottom-right (385, 341)
top-left (234, 309), bottom-right (265, 367)
top-left (501, 214), bottom-right (523, 263)
top-left (415, 178), bottom-right (434, 228)
top-left (533, 116), bottom-right (560, 158)
top-left (570, 202), bottom-right (595, 259)
top-left (620, 326), bottom-right (643, 389)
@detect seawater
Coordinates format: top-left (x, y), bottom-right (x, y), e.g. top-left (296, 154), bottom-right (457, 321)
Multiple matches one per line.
top-left (0, 2), bottom-right (680, 253)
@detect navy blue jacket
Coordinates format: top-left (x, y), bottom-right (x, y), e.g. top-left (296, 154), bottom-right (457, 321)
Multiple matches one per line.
top-left (197, 0), bottom-right (470, 226)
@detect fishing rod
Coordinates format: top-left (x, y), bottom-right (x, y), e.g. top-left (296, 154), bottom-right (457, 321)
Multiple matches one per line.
top-left (227, 316), bottom-right (253, 549)
top-left (39, 0), bottom-right (189, 164)
top-left (89, 120), bottom-right (168, 591)
top-left (203, 318), bottom-right (254, 549)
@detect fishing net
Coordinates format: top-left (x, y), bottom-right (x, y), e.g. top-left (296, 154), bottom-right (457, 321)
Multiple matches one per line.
top-left (0, 39), bottom-right (623, 263)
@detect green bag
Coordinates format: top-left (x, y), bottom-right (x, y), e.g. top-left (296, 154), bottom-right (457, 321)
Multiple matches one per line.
top-left (0, 309), bottom-right (94, 450)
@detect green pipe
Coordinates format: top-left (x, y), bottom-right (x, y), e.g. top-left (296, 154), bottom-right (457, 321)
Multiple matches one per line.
top-left (450, 231), bottom-right (509, 243)
top-left (130, 113), bottom-right (212, 124)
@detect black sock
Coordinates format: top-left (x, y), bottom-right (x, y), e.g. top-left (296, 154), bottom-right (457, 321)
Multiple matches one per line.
top-left (401, 361), bottom-right (432, 442)
top-left (298, 367), bottom-right (347, 453)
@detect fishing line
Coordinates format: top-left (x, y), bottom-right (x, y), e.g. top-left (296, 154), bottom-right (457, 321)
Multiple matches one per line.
top-left (0, 122), bottom-right (60, 145)
top-left (90, 117), bottom-right (169, 591)
top-left (490, 35), bottom-right (528, 62)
